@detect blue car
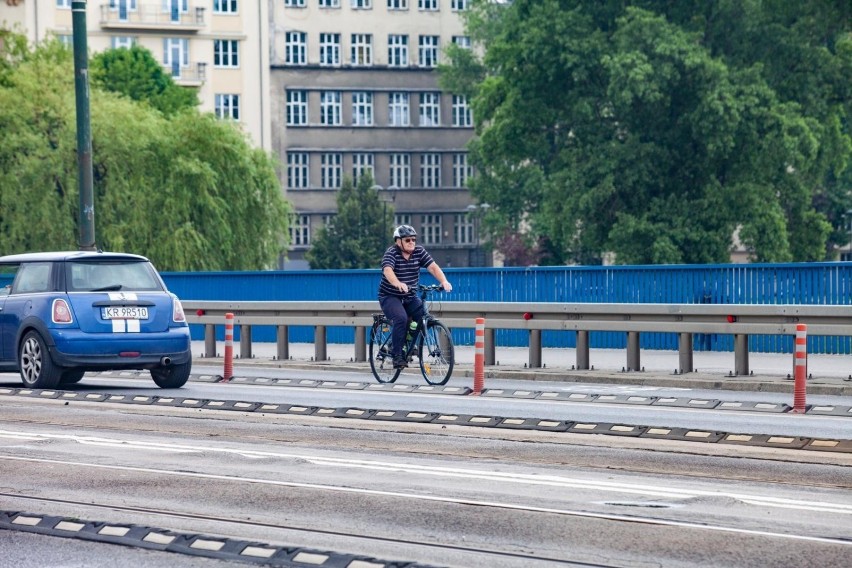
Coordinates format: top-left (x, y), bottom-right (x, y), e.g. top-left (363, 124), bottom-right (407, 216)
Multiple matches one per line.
top-left (0, 251), bottom-right (192, 389)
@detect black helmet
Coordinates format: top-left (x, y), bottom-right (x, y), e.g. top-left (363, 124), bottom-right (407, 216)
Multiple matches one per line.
top-left (393, 225), bottom-right (417, 239)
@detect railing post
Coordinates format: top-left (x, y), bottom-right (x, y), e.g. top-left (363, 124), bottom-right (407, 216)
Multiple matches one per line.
top-left (626, 331), bottom-right (640, 371)
top-left (276, 325), bottom-right (289, 360)
top-left (576, 330), bottom-right (589, 370)
top-left (204, 323), bottom-right (216, 358)
top-left (240, 324), bottom-right (252, 359)
top-left (529, 329), bottom-right (542, 368)
top-left (354, 326), bottom-right (367, 362)
top-left (315, 325), bottom-right (327, 361)
top-left (484, 328), bottom-right (495, 365)
top-left (678, 332), bottom-right (693, 373)
top-left (734, 334), bottom-right (749, 375)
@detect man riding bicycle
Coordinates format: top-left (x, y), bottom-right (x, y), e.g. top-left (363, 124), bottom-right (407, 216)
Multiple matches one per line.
top-left (378, 225), bottom-right (452, 369)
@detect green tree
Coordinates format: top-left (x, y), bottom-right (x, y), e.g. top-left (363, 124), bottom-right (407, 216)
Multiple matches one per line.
top-left (442, 1), bottom-right (851, 264)
top-left (0, 33), bottom-right (290, 271)
top-left (306, 175), bottom-right (395, 269)
top-left (90, 45), bottom-right (198, 116)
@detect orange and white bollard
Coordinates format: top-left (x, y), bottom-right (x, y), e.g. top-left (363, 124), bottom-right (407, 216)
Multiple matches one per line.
top-left (473, 317), bottom-right (485, 395)
top-left (791, 323), bottom-right (807, 413)
top-left (223, 312), bottom-right (234, 382)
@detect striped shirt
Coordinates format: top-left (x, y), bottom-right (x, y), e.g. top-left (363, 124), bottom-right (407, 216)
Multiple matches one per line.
top-left (378, 245), bottom-right (434, 298)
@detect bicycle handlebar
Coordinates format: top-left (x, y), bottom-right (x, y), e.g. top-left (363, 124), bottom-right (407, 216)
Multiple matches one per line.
top-left (418, 284), bottom-right (446, 293)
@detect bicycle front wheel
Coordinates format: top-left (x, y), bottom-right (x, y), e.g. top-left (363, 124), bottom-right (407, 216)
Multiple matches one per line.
top-left (369, 320), bottom-right (401, 383)
top-left (419, 320), bottom-right (454, 385)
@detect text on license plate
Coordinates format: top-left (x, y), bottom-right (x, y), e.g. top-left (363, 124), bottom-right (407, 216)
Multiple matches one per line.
top-left (102, 307), bottom-right (149, 320)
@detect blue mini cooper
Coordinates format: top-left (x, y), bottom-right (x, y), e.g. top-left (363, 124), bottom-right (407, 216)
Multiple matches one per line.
top-left (0, 251), bottom-right (192, 389)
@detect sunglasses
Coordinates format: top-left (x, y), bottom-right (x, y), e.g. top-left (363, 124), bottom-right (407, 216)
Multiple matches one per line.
top-left (402, 237), bottom-right (417, 243)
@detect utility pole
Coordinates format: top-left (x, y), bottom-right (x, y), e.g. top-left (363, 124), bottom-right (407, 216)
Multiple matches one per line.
top-left (72, 1), bottom-right (96, 251)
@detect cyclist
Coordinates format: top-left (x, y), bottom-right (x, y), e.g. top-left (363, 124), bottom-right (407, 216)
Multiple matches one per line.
top-left (378, 225), bottom-right (452, 369)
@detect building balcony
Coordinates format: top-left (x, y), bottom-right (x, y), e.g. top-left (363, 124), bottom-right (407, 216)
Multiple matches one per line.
top-left (163, 61), bottom-right (206, 86)
top-left (100, 3), bottom-right (205, 32)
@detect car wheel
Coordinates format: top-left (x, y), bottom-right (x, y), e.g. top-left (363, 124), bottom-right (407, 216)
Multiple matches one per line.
top-left (19, 331), bottom-right (62, 389)
top-left (60, 370), bottom-right (86, 384)
top-left (150, 360), bottom-right (191, 388)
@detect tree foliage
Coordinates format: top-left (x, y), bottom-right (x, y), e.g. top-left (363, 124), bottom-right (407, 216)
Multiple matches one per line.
top-left (442, 0), bottom-right (851, 264)
top-left (90, 45), bottom-right (198, 116)
top-left (306, 175), bottom-right (395, 269)
top-left (0, 34), bottom-right (290, 271)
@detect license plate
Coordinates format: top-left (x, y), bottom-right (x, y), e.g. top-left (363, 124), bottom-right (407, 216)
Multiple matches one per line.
top-left (101, 307), bottom-right (149, 320)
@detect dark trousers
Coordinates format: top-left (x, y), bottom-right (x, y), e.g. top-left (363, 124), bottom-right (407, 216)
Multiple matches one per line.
top-left (379, 294), bottom-right (425, 359)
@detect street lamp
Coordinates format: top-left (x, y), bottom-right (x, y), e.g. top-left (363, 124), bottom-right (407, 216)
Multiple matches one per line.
top-left (466, 203), bottom-right (490, 267)
top-left (373, 185), bottom-right (399, 242)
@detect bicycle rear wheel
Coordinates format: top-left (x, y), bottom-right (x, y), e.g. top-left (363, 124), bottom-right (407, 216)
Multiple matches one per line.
top-left (419, 320), bottom-right (454, 385)
top-left (369, 319), bottom-right (402, 383)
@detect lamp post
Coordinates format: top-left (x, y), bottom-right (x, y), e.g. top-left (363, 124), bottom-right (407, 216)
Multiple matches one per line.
top-left (374, 185), bottom-right (398, 242)
top-left (466, 203), bottom-right (490, 267)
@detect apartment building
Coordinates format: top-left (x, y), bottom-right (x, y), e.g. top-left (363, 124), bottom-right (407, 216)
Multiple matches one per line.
top-left (271, 0), bottom-right (488, 269)
top-left (1, 0), bottom-right (270, 150)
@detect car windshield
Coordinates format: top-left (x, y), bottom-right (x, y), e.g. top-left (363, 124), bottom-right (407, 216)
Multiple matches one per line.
top-left (67, 260), bottom-right (162, 292)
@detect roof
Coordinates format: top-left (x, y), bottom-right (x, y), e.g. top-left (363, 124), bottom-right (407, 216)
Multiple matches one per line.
top-left (0, 251), bottom-right (149, 263)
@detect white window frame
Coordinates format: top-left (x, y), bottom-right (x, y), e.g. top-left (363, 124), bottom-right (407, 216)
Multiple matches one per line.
top-left (285, 31), bottom-right (307, 65)
top-left (162, 37), bottom-right (189, 78)
top-left (452, 95), bottom-right (472, 127)
top-left (418, 35), bottom-right (439, 67)
top-left (215, 94), bottom-right (240, 120)
top-left (287, 153), bottom-right (310, 189)
top-left (352, 153), bottom-right (374, 184)
top-left (351, 0), bottom-right (372, 8)
top-left (453, 153), bottom-right (472, 187)
top-left (57, 0), bottom-right (72, 8)
top-left (284, 0), bottom-right (306, 6)
top-left (419, 92), bottom-right (440, 126)
top-left (418, 0), bottom-right (438, 11)
top-left (286, 90), bottom-right (308, 125)
top-left (214, 39), bottom-right (239, 68)
top-left (388, 34), bottom-right (409, 67)
top-left (320, 91), bottom-right (342, 126)
top-left (111, 36), bottom-right (136, 49)
top-left (389, 153), bottom-right (410, 188)
top-left (395, 213), bottom-right (412, 227)
top-left (451, 0), bottom-right (468, 11)
top-left (290, 214), bottom-right (311, 247)
top-left (350, 34), bottom-right (373, 66)
top-left (420, 214), bottom-right (442, 244)
top-left (454, 213), bottom-right (474, 244)
top-left (420, 153), bottom-right (441, 189)
top-left (109, 0), bottom-right (138, 12)
top-left (388, 0), bottom-right (408, 9)
top-left (452, 35), bottom-right (471, 49)
top-left (352, 92), bottom-right (373, 126)
top-left (319, 0), bottom-right (340, 7)
top-left (213, 0), bottom-right (238, 13)
top-left (321, 153), bottom-right (342, 189)
top-left (319, 33), bottom-right (341, 66)
top-left (389, 92), bottom-right (410, 127)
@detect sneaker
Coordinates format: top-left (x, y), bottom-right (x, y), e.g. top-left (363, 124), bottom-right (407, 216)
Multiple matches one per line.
top-left (393, 356), bottom-right (407, 369)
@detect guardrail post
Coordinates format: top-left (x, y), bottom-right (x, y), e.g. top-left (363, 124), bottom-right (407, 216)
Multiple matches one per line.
top-left (678, 332), bottom-right (693, 373)
top-left (529, 329), bottom-right (542, 368)
top-left (315, 325), bottom-right (327, 361)
top-left (354, 326), bottom-right (366, 362)
top-left (627, 331), bottom-right (640, 371)
top-left (204, 324), bottom-right (216, 358)
top-left (734, 334), bottom-right (749, 375)
top-left (484, 328), bottom-right (495, 365)
top-left (576, 330), bottom-right (589, 370)
top-left (276, 325), bottom-right (289, 360)
top-left (792, 323), bottom-right (807, 413)
top-left (239, 325), bottom-right (252, 359)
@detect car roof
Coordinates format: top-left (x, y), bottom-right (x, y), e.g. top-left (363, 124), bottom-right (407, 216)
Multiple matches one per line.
top-left (0, 251), bottom-right (150, 263)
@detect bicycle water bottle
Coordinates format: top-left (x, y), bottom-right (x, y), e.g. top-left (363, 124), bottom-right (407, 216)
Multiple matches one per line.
top-left (406, 320), bottom-right (417, 343)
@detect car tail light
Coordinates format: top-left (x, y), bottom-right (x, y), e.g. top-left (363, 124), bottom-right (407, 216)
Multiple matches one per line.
top-left (53, 299), bottom-right (73, 324)
top-left (173, 297), bottom-right (186, 323)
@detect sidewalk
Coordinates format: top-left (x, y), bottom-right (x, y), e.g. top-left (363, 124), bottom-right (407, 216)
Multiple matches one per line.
top-left (192, 341), bottom-right (852, 396)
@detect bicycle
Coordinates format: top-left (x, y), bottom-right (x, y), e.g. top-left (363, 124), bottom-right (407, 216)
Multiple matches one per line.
top-left (369, 284), bottom-right (455, 385)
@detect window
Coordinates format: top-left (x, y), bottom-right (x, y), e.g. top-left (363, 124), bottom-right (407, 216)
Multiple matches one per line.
top-left (453, 153), bottom-right (472, 187)
top-left (290, 214), bottom-right (311, 246)
top-left (352, 92), bottom-right (373, 126)
top-left (451, 0), bottom-right (468, 10)
top-left (454, 213), bottom-right (474, 244)
top-left (419, 92), bottom-right (440, 126)
top-left (319, 0), bottom-right (340, 7)
top-left (214, 39), bottom-right (239, 67)
top-left (420, 214), bottom-right (442, 244)
top-left (320, 91), bottom-right (342, 125)
top-left (111, 36), bottom-right (135, 49)
top-left (322, 214), bottom-right (335, 230)
top-left (351, 0), bottom-right (372, 8)
top-left (163, 38), bottom-right (189, 76)
top-left (452, 35), bottom-right (471, 49)
top-left (321, 153), bottom-right (342, 189)
top-left (389, 92), bottom-right (410, 126)
top-left (215, 94), bottom-right (240, 120)
top-left (418, 0), bottom-right (438, 10)
top-left (109, 0), bottom-right (138, 11)
top-left (389, 154), bottom-right (410, 188)
top-left (213, 0), bottom-right (238, 13)
top-left (319, 33), bottom-right (341, 66)
top-left (395, 213), bottom-right (412, 227)
top-left (286, 90), bottom-right (308, 125)
top-left (350, 34), bottom-right (372, 66)
top-left (418, 35), bottom-right (439, 67)
top-left (57, 35), bottom-right (73, 47)
top-left (285, 31), bottom-right (307, 65)
top-left (285, 0), bottom-right (306, 6)
top-left (388, 35), bottom-right (408, 67)
top-left (287, 153), bottom-right (310, 189)
top-left (388, 0), bottom-right (408, 9)
top-left (352, 153), bottom-right (374, 184)
top-left (57, 0), bottom-right (72, 8)
top-left (452, 95), bottom-right (472, 127)
top-left (420, 153), bottom-right (441, 188)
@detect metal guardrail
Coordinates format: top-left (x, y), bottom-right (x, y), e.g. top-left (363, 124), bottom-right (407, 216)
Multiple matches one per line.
top-left (182, 301), bottom-right (852, 375)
